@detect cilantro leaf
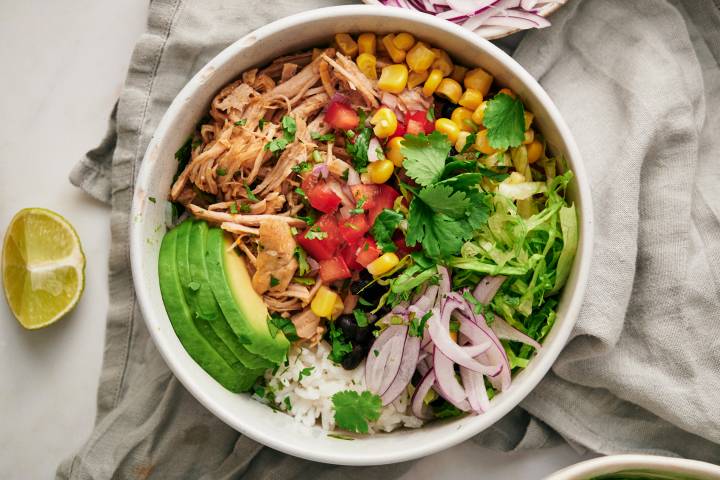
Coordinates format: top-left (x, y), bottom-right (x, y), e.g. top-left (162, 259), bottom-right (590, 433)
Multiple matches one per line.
top-left (345, 125), bottom-right (372, 172)
top-left (406, 198), bottom-right (467, 258)
top-left (265, 115), bottom-right (297, 153)
top-left (370, 209), bottom-right (404, 253)
top-left (244, 183), bottom-right (259, 202)
top-left (353, 310), bottom-right (369, 327)
top-left (268, 313), bottom-right (299, 341)
top-left (294, 246), bottom-right (310, 276)
top-left (400, 131), bottom-right (452, 186)
top-left (328, 323), bottom-right (353, 364)
top-left (331, 390), bottom-right (382, 434)
top-left (482, 93), bottom-right (525, 150)
top-left (417, 184), bottom-right (470, 218)
top-left (234, 119), bottom-right (247, 126)
top-left (311, 131), bottom-right (336, 142)
top-left (298, 366), bottom-right (314, 381)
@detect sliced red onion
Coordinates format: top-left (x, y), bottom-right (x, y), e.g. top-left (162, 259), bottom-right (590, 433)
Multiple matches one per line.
top-left (313, 163), bottom-right (329, 179)
top-left (346, 167), bottom-right (361, 186)
top-left (381, 93), bottom-right (399, 111)
top-left (473, 275), bottom-right (506, 305)
top-left (365, 324), bottom-right (405, 393)
top-left (417, 353), bottom-right (432, 376)
top-left (429, 299), bottom-right (501, 375)
top-left (306, 257), bottom-right (319, 273)
top-left (433, 347), bottom-right (470, 411)
top-left (520, 0), bottom-right (537, 9)
top-left (460, 309), bottom-right (511, 391)
top-left (327, 180), bottom-right (354, 208)
top-left (460, 366), bottom-right (490, 413)
top-left (484, 9), bottom-right (550, 29)
top-left (381, 334), bottom-right (420, 405)
top-left (330, 92), bottom-right (350, 105)
top-left (490, 314), bottom-right (542, 351)
top-left (411, 370), bottom-right (436, 419)
top-left (368, 137), bottom-right (382, 163)
top-left (379, 332), bottom-right (407, 394)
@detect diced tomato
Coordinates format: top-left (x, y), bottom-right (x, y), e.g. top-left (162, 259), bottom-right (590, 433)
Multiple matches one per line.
top-left (390, 121), bottom-right (407, 139)
top-left (367, 184), bottom-right (400, 224)
top-left (295, 214), bottom-right (341, 261)
top-left (350, 184), bottom-right (380, 211)
top-left (325, 101), bottom-right (359, 131)
top-left (406, 110), bottom-right (435, 135)
top-left (319, 257), bottom-right (352, 283)
top-left (355, 237), bottom-right (382, 267)
top-left (308, 182), bottom-right (341, 213)
top-left (338, 213), bottom-right (370, 243)
top-left (341, 241), bottom-right (364, 271)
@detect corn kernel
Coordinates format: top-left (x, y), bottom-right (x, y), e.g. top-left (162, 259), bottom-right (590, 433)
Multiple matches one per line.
top-left (450, 107), bottom-right (476, 132)
top-left (434, 118), bottom-right (461, 143)
top-left (498, 87), bottom-right (515, 98)
top-left (431, 49), bottom-right (454, 77)
top-left (422, 69), bottom-right (444, 97)
top-left (435, 78), bottom-right (463, 104)
top-left (377, 64), bottom-right (408, 94)
top-left (474, 129), bottom-right (497, 155)
top-left (524, 111), bottom-right (534, 130)
top-left (368, 159), bottom-right (395, 184)
top-left (386, 137), bottom-right (405, 167)
top-left (356, 53), bottom-right (377, 80)
top-left (523, 129), bottom-right (534, 145)
top-left (458, 88), bottom-right (483, 111)
top-left (455, 131), bottom-right (471, 153)
top-left (370, 107), bottom-right (398, 138)
top-left (382, 34), bottom-right (406, 63)
top-left (367, 252), bottom-right (400, 276)
top-left (471, 101), bottom-right (488, 125)
top-left (527, 140), bottom-right (543, 164)
top-left (358, 33), bottom-right (376, 55)
top-left (335, 33), bottom-right (358, 58)
top-left (407, 69), bottom-right (429, 89)
top-left (331, 296), bottom-right (345, 320)
top-left (311, 286), bottom-right (339, 318)
top-left (393, 32), bottom-right (416, 51)
top-left (464, 67), bottom-right (493, 96)
top-left (406, 42), bottom-right (436, 72)
top-left (450, 65), bottom-right (468, 83)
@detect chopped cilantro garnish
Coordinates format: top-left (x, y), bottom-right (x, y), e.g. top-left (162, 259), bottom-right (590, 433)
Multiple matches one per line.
top-left (292, 276), bottom-right (315, 286)
top-left (298, 366), bottom-right (314, 381)
top-left (216, 167), bottom-right (227, 176)
top-left (244, 183), bottom-right (259, 202)
top-left (345, 115), bottom-right (372, 172)
top-left (353, 310), bottom-right (369, 327)
top-left (295, 215), bottom-right (315, 226)
top-left (267, 313), bottom-right (299, 341)
top-left (328, 323), bottom-right (353, 364)
top-left (373, 349), bottom-right (379, 357)
top-left (284, 397), bottom-right (292, 410)
top-left (358, 297), bottom-right (373, 307)
top-left (331, 390), bottom-right (382, 434)
top-left (240, 203), bottom-right (251, 213)
top-left (259, 118), bottom-right (268, 130)
top-left (148, 196), bottom-right (157, 203)
top-left (482, 93), bottom-right (525, 150)
top-left (401, 131), bottom-right (453, 186)
top-left (291, 161), bottom-right (312, 174)
top-left (234, 119), bottom-right (247, 126)
top-left (270, 276), bottom-right (280, 287)
top-left (304, 226), bottom-right (327, 240)
top-left (264, 115), bottom-right (297, 153)
top-left (370, 209), bottom-right (404, 253)
top-left (311, 131), bottom-right (336, 142)
top-left (449, 319), bottom-right (460, 333)
top-left (341, 169), bottom-right (350, 181)
top-left (229, 202), bottom-right (238, 214)
top-left (349, 197), bottom-right (366, 215)
top-left (294, 246), bottom-right (310, 276)
top-left (294, 187), bottom-right (307, 199)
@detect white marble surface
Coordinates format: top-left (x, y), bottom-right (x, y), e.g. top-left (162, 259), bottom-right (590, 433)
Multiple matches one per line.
top-left (0, 1), bottom-right (591, 478)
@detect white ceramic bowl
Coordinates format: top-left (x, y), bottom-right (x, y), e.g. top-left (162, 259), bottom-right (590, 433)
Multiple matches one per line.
top-left (130, 5), bottom-right (593, 465)
top-left (546, 455), bottom-right (720, 480)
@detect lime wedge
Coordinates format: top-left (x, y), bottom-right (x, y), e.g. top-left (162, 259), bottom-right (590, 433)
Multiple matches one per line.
top-left (2, 208), bottom-right (86, 329)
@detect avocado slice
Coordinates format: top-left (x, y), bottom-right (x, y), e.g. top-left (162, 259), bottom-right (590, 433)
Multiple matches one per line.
top-left (188, 221), bottom-right (272, 371)
top-left (158, 227), bottom-right (247, 392)
top-left (206, 227), bottom-right (290, 365)
top-left (175, 219), bottom-right (264, 388)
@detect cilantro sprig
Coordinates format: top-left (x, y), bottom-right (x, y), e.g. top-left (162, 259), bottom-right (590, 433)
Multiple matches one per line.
top-left (331, 390), bottom-right (382, 434)
top-left (482, 93), bottom-right (525, 150)
top-left (400, 131), bottom-right (452, 186)
top-left (370, 209), bottom-right (404, 253)
top-left (265, 115), bottom-right (297, 153)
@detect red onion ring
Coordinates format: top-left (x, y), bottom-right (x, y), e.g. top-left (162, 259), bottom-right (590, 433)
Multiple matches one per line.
top-left (433, 346), bottom-right (470, 411)
top-left (381, 334), bottom-right (420, 405)
top-left (411, 370), bottom-right (436, 419)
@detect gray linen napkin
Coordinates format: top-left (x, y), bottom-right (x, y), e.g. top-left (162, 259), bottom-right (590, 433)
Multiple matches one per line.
top-left (58, 0), bottom-right (720, 478)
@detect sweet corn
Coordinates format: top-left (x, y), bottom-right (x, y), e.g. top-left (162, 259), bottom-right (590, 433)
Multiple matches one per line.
top-left (431, 49), bottom-right (454, 77)
top-left (455, 131), bottom-right (471, 153)
top-left (450, 107), bottom-right (476, 132)
top-left (523, 129), bottom-right (535, 145)
top-left (368, 159), bottom-right (395, 184)
top-left (311, 286), bottom-right (340, 318)
top-left (527, 140), bottom-right (543, 164)
top-left (464, 67), bottom-right (493, 96)
top-left (524, 111), bottom-right (534, 130)
top-left (331, 296), bottom-right (345, 320)
top-left (377, 64), bottom-right (408, 94)
top-left (367, 252), bottom-right (400, 276)
top-left (386, 137), bottom-right (405, 166)
top-left (406, 42), bottom-right (435, 72)
top-left (474, 129), bottom-right (497, 155)
top-left (498, 87), bottom-right (515, 98)
top-left (407, 69), bottom-right (429, 89)
top-left (335, 33), bottom-right (358, 58)
top-left (422, 69), bottom-right (444, 97)
top-left (356, 53), bottom-right (377, 80)
top-left (393, 32), bottom-right (416, 51)
top-left (382, 34), bottom-right (406, 63)
top-left (370, 107), bottom-right (399, 138)
top-left (458, 88), bottom-right (483, 110)
top-left (358, 33), bottom-right (376, 55)
top-left (435, 78), bottom-right (463, 104)
top-left (450, 65), bottom-right (468, 83)
top-left (471, 101), bottom-right (488, 125)
top-left (434, 118), bottom-right (461, 143)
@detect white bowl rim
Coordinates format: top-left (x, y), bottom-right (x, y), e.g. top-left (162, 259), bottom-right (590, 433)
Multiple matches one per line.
top-left (545, 454), bottom-right (720, 480)
top-left (129, 4), bottom-right (594, 465)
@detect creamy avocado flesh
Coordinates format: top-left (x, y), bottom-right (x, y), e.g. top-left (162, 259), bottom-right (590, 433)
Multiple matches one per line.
top-left (187, 221), bottom-right (272, 371)
top-left (205, 228), bottom-right (290, 365)
top-left (158, 227), bottom-right (249, 392)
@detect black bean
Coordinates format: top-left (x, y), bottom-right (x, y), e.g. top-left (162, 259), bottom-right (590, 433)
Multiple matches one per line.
top-left (336, 315), bottom-right (357, 340)
top-left (355, 325), bottom-right (372, 345)
top-left (341, 344), bottom-right (365, 370)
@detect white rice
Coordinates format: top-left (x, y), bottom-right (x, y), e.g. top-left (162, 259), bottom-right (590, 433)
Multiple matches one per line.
top-left (258, 341), bottom-right (424, 433)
